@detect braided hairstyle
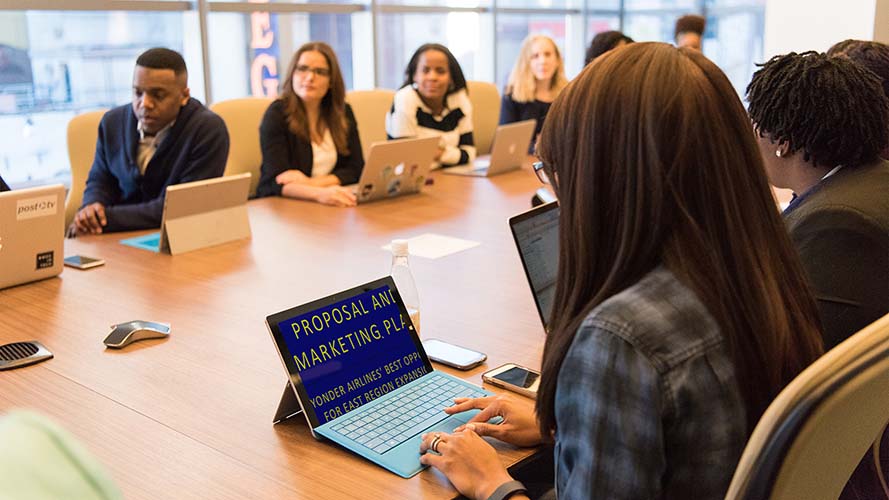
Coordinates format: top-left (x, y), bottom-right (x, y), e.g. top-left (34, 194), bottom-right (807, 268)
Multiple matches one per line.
top-left (747, 51), bottom-right (889, 168)
top-left (828, 40), bottom-right (889, 99)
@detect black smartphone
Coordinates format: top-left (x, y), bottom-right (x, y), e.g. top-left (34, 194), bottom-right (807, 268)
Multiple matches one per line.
top-left (64, 255), bottom-right (105, 270)
top-left (482, 363), bottom-right (540, 398)
top-left (422, 338), bottom-right (487, 370)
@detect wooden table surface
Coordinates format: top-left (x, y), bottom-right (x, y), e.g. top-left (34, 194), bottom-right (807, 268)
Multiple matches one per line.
top-left (0, 167), bottom-right (548, 499)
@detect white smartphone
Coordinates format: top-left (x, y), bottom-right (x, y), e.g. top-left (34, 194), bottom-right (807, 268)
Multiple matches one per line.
top-left (482, 363), bottom-right (540, 398)
top-left (63, 255), bottom-right (105, 270)
top-left (422, 338), bottom-right (487, 370)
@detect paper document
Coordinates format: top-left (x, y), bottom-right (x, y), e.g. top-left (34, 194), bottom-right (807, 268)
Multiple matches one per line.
top-left (382, 233), bottom-right (480, 259)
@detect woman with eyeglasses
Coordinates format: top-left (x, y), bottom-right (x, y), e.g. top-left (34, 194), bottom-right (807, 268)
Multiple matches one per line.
top-left (386, 43), bottom-right (475, 168)
top-left (417, 43), bottom-right (823, 500)
top-left (257, 42), bottom-right (363, 207)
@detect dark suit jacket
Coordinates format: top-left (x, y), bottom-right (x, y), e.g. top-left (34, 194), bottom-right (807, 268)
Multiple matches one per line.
top-left (256, 100), bottom-right (363, 198)
top-left (0, 175), bottom-right (9, 192)
top-left (784, 160), bottom-right (889, 349)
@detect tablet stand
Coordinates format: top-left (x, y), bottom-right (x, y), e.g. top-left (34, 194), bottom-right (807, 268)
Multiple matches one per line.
top-left (273, 383), bottom-right (304, 424)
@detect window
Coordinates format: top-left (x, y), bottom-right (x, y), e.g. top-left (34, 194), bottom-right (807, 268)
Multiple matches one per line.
top-left (0, 1), bottom-right (765, 189)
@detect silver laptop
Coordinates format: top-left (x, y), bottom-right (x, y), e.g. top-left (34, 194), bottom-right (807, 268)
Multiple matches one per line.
top-left (444, 119), bottom-right (536, 177)
top-left (120, 173), bottom-right (252, 255)
top-left (509, 201), bottom-right (559, 331)
top-left (0, 184), bottom-right (65, 289)
top-left (348, 137), bottom-right (439, 204)
top-left (265, 276), bottom-right (494, 478)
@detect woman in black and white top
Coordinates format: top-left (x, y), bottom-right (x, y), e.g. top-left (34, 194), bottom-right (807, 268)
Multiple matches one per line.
top-left (386, 43), bottom-right (475, 168)
top-left (257, 42), bottom-right (363, 207)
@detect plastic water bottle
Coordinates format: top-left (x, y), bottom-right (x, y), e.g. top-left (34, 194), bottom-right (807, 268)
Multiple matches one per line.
top-left (390, 239), bottom-right (420, 333)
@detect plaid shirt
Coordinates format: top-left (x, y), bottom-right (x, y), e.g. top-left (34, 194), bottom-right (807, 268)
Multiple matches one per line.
top-left (554, 266), bottom-right (747, 499)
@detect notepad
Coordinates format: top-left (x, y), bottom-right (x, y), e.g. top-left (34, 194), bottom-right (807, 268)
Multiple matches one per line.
top-left (381, 233), bottom-right (480, 259)
top-left (120, 233), bottom-right (161, 252)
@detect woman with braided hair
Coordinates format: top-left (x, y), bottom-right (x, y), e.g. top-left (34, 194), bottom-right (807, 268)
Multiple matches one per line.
top-left (747, 51), bottom-right (889, 350)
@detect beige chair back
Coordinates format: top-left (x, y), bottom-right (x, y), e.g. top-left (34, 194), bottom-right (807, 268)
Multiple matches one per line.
top-left (725, 313), bottom-right (889, 500)
top-left (209, 98), bottom-right (273, 198)
top-left (65, 110), bottom-right (107, 228)
top-left (346, 89), bottom-right (396, 159)
top-left (466, 81), bottom-right (501, 155)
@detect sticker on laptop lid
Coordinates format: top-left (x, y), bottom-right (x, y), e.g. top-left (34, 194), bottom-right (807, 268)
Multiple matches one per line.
top-left (17, 195), bottom-right (58, 221)
top-left (36, 251), bottom-right (54, 269)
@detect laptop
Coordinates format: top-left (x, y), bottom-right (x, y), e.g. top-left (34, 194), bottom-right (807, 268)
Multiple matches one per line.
top-left (443, 119), bottom-right (536, 177)
top-left (508, 201), bottom-right (559, 331)
top-left (0, 184), bottom-right (65, 290)
top-left (348, 137), bottom-right (439, 204)
top-left (265, 276), bottom-right (493, 478)
top-left (120, 173), bottom-right (252, 255)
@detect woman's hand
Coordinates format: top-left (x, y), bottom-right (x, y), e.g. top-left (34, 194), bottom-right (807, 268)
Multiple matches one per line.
top-left (276, 169), bottom-right (309, 185)
top-left (446, 396), bottom-right (543, 448)
top-left (419, 428), bottom-right (516, 500)
top-left (314, 186), bottom-right (357, 207)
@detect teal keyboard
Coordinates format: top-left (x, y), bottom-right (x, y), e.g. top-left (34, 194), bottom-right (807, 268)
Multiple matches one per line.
top-left (329, 373), bottom-right (486, 455)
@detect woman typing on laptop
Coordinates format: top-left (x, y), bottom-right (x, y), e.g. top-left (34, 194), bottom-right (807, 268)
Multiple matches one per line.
top-left (256, 42), bottom-right (363, 207)
top-left (417, 43), bottom-right (824, 500)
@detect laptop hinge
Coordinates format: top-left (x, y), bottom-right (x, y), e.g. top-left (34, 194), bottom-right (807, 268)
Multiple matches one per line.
top-left (273, 383), bottom-right (304, 424)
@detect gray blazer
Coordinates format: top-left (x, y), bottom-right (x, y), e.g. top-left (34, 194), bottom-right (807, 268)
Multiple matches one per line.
top-left (784, 160), bottom-right (889, 349)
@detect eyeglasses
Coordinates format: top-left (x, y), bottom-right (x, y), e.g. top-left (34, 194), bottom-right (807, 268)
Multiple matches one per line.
top-left (295, 65), bottom-right (331, 78)
top-left (532, 160), bottom-right (551, 185)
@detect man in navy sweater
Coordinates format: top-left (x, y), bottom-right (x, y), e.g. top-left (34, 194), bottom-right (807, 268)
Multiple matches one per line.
top-left (69, 48), bottom-right (229, 236)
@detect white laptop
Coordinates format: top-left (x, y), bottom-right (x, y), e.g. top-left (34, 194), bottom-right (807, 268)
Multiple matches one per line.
top-left (0, 184), bottom-right (65, 289)
top-left (348, 136), bottom-right (439, 204)
top-left (120, 173), bottom-right (252, 255)
top-left (443, 119), bottom-right (536, 177)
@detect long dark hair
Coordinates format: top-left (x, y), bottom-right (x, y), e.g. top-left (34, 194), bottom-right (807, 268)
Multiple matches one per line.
top-left (535, 43), bottom-right (823, 437)
top-left (400, 43), bottom-right (468, 97)
top-left (279, 42), bottom-right (349, 155)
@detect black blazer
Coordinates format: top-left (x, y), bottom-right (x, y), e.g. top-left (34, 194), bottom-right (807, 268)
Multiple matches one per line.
top-left (784, 160), bottom-right (889, 349)
top-left (256, 100), bottom-right (363, 198)
top-left (0, 174), bottom-right (9, 192)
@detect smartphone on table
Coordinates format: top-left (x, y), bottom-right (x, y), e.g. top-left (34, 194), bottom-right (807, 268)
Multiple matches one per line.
top-left (422, 338), bottom-right (487, 370)
top-left (482, 363), bottom-right (540, 399)
top-left (63, 255), bottom-right (105, 270)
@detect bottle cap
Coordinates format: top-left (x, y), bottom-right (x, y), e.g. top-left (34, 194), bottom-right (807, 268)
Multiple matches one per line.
top-left (391, 239), bottom-right (409, 256)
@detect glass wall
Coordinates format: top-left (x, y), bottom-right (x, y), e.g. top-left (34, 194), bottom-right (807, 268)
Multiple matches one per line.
top-left (0, 0), bottom-right (765, 188)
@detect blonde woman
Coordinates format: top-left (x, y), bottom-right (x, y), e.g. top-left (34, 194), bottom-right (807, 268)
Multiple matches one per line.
top-left (499, 35), bottom-right (568, 152)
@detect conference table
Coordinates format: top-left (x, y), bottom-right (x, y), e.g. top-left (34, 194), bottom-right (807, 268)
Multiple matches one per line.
top-left (0, 167), bottom-right (548, 499)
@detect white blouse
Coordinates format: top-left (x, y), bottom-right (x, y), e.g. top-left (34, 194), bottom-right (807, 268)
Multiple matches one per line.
top-left (311, 128), bottom-right (337, 178)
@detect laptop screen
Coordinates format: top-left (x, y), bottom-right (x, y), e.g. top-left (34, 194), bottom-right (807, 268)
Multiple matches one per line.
top-left (267, 277), bottom-right (432, 427)
top-left (509, 202), bottom-right (559, 330)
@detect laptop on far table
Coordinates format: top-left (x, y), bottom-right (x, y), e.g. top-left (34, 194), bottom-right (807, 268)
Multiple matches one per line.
top-left (347, 136), bottom-right (439, 204)
top-left (0, 184), bottom-right (65, 290)
top-left (444, 119), bottom-right (536, 177)
top-left (265, 276), bottom-right (493, 478)
top-left (508, 201), bottom-right (559, 331)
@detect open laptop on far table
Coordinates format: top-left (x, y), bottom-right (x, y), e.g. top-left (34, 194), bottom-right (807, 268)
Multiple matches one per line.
top-left (443, 119), bottom-right (536, 177)
top-left (0, 184), bottom-right (65, 290)
top-left (120, 173), bottom-right (252, 255)
top-left (347, 136), bottom-right (439, 204)
top-left (265, 276), bottom-right (494, 478)
top-left (509, 201), bottom-right (559, 332)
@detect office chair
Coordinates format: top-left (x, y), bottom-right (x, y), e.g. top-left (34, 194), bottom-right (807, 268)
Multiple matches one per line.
top-left (209, 97), bottom-right (273, 198)
top-left (725, 313), bottom-right (889, 500)
top-left (466, 81), bottom-right (501, 156)
top-left (346, 89), bottom-right (396, 160)
top-left (65, 109), bottom-right (107, 228)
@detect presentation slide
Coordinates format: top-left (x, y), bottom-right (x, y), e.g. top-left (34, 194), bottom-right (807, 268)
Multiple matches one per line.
top-left (278, 285), bottom-right (428, 423)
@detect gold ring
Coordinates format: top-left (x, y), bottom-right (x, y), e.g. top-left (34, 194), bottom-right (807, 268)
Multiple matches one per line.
top-left (430, 433), bottom-right (442, 453)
